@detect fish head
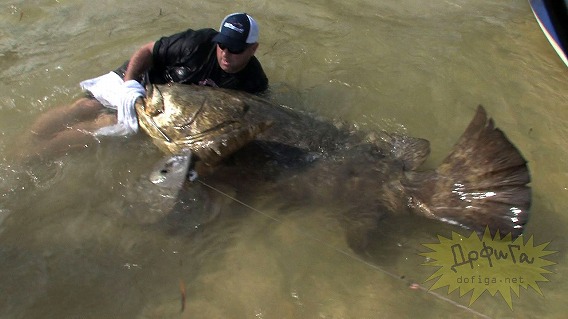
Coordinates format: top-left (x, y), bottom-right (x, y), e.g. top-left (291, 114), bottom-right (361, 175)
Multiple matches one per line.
top-left (137, 84), bottom-right (272, 164)
top-left (137, 83), bottom-right (166, 116)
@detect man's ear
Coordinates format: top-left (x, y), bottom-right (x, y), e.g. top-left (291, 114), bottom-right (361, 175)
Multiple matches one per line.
top-left (250, 43), bottom-right (259, 54)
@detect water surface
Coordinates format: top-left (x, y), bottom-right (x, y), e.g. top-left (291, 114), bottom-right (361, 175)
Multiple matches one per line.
top-left (1, 0), bottom-right (567, 318)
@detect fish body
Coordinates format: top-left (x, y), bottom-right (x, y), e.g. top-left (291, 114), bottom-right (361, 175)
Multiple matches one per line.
top-left (137, 84), bottom-right (531, 251)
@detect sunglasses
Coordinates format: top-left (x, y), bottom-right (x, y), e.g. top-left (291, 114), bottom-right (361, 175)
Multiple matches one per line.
top-left (217, 43), bottom-right (249, 55)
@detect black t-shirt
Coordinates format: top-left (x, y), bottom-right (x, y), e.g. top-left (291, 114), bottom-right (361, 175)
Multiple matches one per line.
top-left (148, 28), bottom-right (268, 93)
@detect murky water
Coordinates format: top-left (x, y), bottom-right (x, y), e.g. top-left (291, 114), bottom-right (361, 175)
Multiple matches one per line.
top-left (1, 0), bottom-right (567, 318)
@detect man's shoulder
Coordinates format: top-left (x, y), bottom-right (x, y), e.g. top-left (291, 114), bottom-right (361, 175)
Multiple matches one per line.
top-left (154, 27), bottom-right (218, 60)
top-left (240, 57), bottom-right (269, 93)
top-left (245, 57), bottom-right (266, 76)
top-left (156, 28), bottom-right (217, 47)
top-left (178, 28), bottom-right (218, 41)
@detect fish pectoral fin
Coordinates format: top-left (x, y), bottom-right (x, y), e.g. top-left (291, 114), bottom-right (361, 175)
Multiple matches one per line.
top-left (149, 151), bottom-right (194, 189)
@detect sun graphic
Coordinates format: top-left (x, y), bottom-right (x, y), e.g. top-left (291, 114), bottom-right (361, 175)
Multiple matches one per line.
top-left (420, 227), bottom-right (556, 309)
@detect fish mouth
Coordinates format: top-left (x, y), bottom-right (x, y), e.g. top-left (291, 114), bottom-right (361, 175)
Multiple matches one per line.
top-left (176, 120), bottom-right (241, 143)
top-left (176, 120), bottom-right (272, 164)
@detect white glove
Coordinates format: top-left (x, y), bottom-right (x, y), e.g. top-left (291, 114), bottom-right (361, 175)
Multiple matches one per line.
top-left (95, 80), bottom-right (146, 136)
top-left (80, 72), bottom-right (146, 136)
top-left (117, 80), bottom-right (146, 132)
top-left (80, 72), bottom-right (124, 109)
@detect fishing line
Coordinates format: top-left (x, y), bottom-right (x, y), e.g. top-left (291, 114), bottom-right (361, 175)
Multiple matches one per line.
top-left (197, 179), bottom-right (492, 319)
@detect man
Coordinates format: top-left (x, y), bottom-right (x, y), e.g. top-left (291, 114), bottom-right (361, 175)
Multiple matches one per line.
top-left (23, 13), bottom-right (268, 160)
top-left (122, 12), bottom-right (268, 92)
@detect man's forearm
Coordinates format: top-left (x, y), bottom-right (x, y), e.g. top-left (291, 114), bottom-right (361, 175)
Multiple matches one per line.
top-left (124, 42), bottom-right (155, 81)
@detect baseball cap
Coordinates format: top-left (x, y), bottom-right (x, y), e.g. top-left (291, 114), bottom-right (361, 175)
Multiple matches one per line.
top-left (212, 13), bottom-right (259, 52)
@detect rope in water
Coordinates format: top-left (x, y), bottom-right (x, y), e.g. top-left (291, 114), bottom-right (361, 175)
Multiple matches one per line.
top-left (197, 179), bottom-right (492, 319)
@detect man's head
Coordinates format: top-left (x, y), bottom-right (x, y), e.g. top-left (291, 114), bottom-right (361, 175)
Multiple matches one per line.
top-left (213, 13), bottom-right (260, 73)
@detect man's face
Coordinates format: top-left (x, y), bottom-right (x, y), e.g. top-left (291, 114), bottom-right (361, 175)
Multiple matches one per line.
top-left (216, 43), bottom-right (258, 73)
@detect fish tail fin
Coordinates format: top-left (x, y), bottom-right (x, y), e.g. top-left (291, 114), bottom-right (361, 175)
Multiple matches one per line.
top-left (405, 105), bottom-right (531, 237)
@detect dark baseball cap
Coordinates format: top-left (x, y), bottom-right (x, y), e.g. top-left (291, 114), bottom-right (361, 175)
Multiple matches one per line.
top-left (212, 13), bottom-right (259, 52)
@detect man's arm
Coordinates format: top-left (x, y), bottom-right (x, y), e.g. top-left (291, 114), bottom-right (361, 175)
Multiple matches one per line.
top-left (124, 42), bottom-right (155, 81)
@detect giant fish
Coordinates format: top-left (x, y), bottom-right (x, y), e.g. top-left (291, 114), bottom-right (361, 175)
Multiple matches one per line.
top-left (135, 84), bottom-right (530, 251)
